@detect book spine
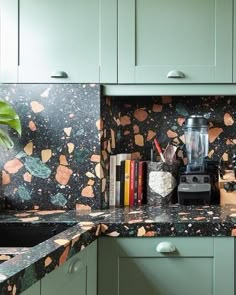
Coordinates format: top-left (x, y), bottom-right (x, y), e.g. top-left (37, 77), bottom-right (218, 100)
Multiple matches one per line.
top-left (142, 162), bottom-right (147, 204)
top-left (124, 160), bottom-right (131, 206)
top-left (120, 160), bottom-right (126, 207)
top-left (138, 161), bottom-right (147, 205)
top-left (115, 153), bottom-right (131, 207)
top-left (134, 160), bottom-right (139, 206)
top-left (109, 155), bottom-right (116, 207)
top-left (129, 160), bottom-right (135, 206)
top-left (138, 161), bottom-right (145, 205)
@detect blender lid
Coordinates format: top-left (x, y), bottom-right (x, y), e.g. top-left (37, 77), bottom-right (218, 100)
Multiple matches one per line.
top-left (184, 115), bottom-right (208, 128)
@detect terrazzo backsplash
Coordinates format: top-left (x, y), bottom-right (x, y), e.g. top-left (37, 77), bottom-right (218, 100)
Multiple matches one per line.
top-left (0, 84), bottom-right (104, 210)
top-left (101, 95), bottom-right (236, 170)
top-left (1, 89), bottom-right (235, 210)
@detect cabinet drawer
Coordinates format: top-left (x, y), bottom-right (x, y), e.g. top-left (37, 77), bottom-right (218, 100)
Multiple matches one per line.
top-left (100, 237), bottom-right (214, 257)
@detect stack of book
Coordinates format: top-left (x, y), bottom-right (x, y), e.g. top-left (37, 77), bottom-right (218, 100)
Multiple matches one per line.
top-left (109, 153), bottom-right (147, 207)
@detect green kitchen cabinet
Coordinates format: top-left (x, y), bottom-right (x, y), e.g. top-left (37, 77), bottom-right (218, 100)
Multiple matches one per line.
top-left (18, 0), bottom-right (117, 83)
top-left (40, 241), bottom-right (97, 295)
top-left (98, 237), bottom-right (235, 295)
top-left (21, 281), bottom-right (40, 295)
top-left (0, 0), bottom-right (117, 83)
top-left (233, 0), bottom-right (236, 83)
top-left (0, 0), bottom-right (18, 82)
top-left (118, 0), bottom-right (233, 84)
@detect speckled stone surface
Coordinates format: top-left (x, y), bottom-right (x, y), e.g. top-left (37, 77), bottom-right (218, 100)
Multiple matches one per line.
top-left (0, 84), bottom-right (104, 210)
top-left (1, 205), bottom-right (236, 294)
top-left (101, 96), bottom-right (236, 163)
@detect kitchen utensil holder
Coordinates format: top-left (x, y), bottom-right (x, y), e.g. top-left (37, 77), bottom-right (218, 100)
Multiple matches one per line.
top-left (146, 161), bottom-right (179, 206)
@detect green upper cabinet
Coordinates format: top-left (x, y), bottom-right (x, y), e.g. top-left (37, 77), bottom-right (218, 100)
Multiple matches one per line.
top-left (19, 0), bottom-right (100, 83)
top-left (0, 0), bottom-right (18, 82)
top-left (0, 0), bottom-right (117, 83)
top-left (233, 0), bottom-right (236, 83)
top-left (118, 0), bottom-right (233, 84)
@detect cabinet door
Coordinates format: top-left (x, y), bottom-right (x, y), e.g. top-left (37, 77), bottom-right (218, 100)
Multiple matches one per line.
top-left (19, 0), bottom-right (100, 83)
top-left (41, 241), bottom-right (97, 295)
top-left (0, 0), bottom-right (18, 82)
top-left (20, 281), bottom-right (40, 295)
top-left (98, 237), bottom-right (235, 295)
top-left (233, 0), bottom-right (236, 82)
top-left (118, 0), bottom-right (233, 84)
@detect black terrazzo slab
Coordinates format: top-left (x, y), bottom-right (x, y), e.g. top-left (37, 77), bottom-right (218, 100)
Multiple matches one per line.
top-left (1, 205), bottom-right (236, 294)
top-left (101, 95), bottom-right (236, 163)
top-left (0, 84), bottom-right (103, 210)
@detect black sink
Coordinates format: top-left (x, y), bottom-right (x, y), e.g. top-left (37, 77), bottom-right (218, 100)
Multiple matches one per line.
top-left (0, 223), bottom-right (76, 247)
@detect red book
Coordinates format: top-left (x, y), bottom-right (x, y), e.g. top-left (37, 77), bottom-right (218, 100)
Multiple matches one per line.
top-left (138, 161), bottom-right (147, 205)
top-left (129, 160), bottom-right (135, 206)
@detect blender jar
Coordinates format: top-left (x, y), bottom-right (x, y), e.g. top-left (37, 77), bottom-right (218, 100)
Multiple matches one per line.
top-left (184, 116), bottom-right (209, 173)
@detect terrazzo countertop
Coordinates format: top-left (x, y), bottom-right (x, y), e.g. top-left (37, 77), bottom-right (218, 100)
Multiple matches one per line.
top-left (1, 204), bottom-right (236, 294)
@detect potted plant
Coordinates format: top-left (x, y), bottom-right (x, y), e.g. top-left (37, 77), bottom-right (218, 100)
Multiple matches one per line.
top-left (0, 101), bottom-right (21, 149)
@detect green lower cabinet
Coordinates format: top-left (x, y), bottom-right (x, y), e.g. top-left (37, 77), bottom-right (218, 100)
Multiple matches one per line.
top-left (41, 241), bottom-right (97, 295)
top-left (98, 237), bottom-right (235, 295)
top-left (20, 241), bottom-right (97, 295)
top-left (20, 281), bottom-right (40, 295)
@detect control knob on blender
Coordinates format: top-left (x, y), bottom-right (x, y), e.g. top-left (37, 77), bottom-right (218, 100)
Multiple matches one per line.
top-left (181, 176), bottom-right (187, 182)
top-left (192, 176), bottom-right (198, 183)
top-left (204, 177), bottom-right (209, 183)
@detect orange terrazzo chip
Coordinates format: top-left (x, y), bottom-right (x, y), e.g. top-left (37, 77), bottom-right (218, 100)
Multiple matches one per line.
top-left (30, 101), bottom-right (45, 113)
top-left (147, 130), bottom-right (156, 141)
top-left (81, 185), bottom-right (94, 198)
top-left (2, 170), bottom-right (10, 185)
top-left (231, 229), bottom-right (236, 236)
top-left (120, 115), bottom-right (131, 126)
top-left (28, 120), bottom-right (37, 131)
top-left (224, 113), bottom-right (234, 126)
top-left (152, 104), bottom-right (163, 112)
top-left (4, 159), bottom-right (23, 174)
top-left (45, 257), bottom-right (52, 267)
top-left (208, 127), bottom-right (223, 143)
top-left (134, 109), bottom-right (148, 122)
top-left (144, 231), bottom-right (155, 237)
top-left (59, 246), bottom-right (70, 265)
top-left (41, 149), bottom-right (52, 163)
top-left (23, 172), bottom-right (32, 182)
top-left (59, 155), bottom-right (68, 166)
top-left (162, 96), bottom-right (172, 104)
top-left (54, 239), bottom-right (70, 246)
top-left (135, 134), bottom-right (144, 146)
top-left (167, 130), bottom-right (178, 138)
top-left (90, 154), bottom-right (100, 162)
top-left (55, 165), bottom-right (73, 185)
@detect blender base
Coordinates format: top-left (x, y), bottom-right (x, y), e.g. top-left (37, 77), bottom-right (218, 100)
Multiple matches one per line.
top-left (178, 174), bottom-right (211, 205)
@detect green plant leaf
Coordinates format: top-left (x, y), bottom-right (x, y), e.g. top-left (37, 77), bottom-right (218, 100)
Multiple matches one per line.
top-left (0, 101), bottom-right (22, 135)
top-left (0, 129), bottom-right (14, 149)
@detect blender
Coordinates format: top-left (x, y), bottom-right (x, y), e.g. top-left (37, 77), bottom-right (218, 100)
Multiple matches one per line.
top-left (178, 115), bottom-right (211, 204)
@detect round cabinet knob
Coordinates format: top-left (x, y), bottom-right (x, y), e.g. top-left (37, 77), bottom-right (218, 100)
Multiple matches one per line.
top-left (167, 70), bottom-right (185, 78)
top-left (68, 258), bottom-right (84, 274)
top-left (156, 241), bottom-right (176, 253)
